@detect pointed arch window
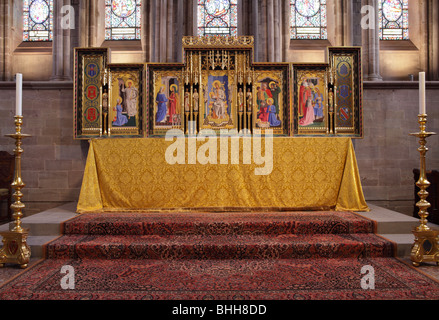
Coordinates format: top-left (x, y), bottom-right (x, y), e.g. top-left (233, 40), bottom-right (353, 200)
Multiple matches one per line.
top-left (23, 0), bottom-right (53, 41)
top-left (379, 0), bottom-right (409, 40)
top-left (197, 0), bottom-right (238, 37)
top-left (290, 0), bottom-right (327, 40)
top-left (105, 0), bottom-right (142, 40)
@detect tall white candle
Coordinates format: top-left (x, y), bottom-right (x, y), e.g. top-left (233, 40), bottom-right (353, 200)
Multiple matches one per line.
top-left (16, 73), bottom-right (22, 116)
top-left (419, 72), bottom-right (426, 115)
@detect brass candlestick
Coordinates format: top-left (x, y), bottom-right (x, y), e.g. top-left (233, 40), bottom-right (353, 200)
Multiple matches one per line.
top-left (410, 114), bottom-right (439, 267)
top-left (0, 116), bottom-right (31, 269)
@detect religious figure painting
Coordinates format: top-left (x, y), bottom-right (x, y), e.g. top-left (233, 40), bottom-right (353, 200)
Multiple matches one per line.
top-left (253, 70), bottom-right (285, 135)
top-left (150, 68), bottom-right (184, 135)
top-left (201, 71), bottom-right (235, 130)
top-left (108, 64), bottom-right (145, 137)
top-left (294, 66), bottom-right (328, 135)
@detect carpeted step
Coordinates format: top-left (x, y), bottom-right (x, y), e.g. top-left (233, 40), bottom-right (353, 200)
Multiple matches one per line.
top-left (44, 233), bottom-right (394, 260)
top-left (61, 211), bottom-right (376, 236)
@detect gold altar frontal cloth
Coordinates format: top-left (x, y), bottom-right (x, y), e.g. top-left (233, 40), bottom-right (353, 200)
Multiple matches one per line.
top-left (77, 137), bottom-right (369, 213)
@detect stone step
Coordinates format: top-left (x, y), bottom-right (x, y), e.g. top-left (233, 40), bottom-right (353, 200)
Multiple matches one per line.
top-left (380, 234), bottom-right (415, 258)
top-left (356, 204), bottom-right (421, 234)
top-left (28, 235), bottom-right (61, 259)
top-left (3, 203), bottom-right (77, 237)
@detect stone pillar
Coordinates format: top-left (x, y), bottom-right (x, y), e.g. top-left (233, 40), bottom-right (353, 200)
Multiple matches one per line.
top-left (342, 0), bottom-right (354, 46)
top-left (352, 0), bottom-right (363, 46)
top-left (0, 0), bottom-right (14, 81)
top-left (147, 0), bottom-right (186, 63)
top-left (51, 0), bottom-right (72, 80)
top-left (241, 0), bottom-right (285, 62)
top-left (427, 0), bottom-right (439, 80)
top-left (88, 0), bottom-right (99, 47)
top-left (0, 1), bottom-right (5, 81)
top-left (363, 0), bottom-right (382, 81)
top-left (252, 0), bottom-right (259, 62)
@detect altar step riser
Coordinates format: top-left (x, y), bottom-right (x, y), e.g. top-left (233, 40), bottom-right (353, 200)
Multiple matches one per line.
top-left (44, 234), bottom-right (394, 260)
top-left (60, 215), bottom-right (375, 236)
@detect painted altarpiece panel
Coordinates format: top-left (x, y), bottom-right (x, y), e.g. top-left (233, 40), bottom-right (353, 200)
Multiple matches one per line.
top-left (201, 70), bottom-right (236, 130)
top-left (329, 47), bottom-right (363, 137)
top-left (74, 48), bottom-right (110, 139)
top-left (293, 64), bottom-right (329, 135)
top-left (73, 38), bottom-right (363, 139)
top-left (252, 66), bottom-right (290, 136)
top-left (107, 64), bottom-right (145, 137)
top-left (148, 65), bottom-right (185, 136)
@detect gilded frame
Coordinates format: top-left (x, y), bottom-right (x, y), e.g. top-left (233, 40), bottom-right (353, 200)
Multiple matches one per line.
top-left (293, 64), bottom-right (329, 136)
top-left (107, 63), bottom-right (145, 138)
top-left (200, 69), bottom-right (237, 131)
top-left (252, 64), bottom-right (291, 136)
top-left (147, 64), bottom-right (185, 136)
top-left (73, 47), bottom-right (110, 139)
top-left (329, 47), bottom-right (363, 138)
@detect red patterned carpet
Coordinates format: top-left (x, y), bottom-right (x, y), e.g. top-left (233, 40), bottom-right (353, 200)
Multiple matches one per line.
top-left (1, 211), bottom-right (439, 300)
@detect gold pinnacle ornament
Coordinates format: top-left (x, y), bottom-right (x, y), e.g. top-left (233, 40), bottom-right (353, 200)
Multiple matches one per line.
top-left (0, 116), bottom-right (31, 269)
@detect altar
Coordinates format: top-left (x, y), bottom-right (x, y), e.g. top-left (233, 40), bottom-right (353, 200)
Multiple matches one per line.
top-left (74, 37), bottom-right (368, 214)
top-left (77, 137), bottom-right (368, 213)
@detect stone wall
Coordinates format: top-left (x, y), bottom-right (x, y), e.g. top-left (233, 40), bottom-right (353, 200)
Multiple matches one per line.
top-left (0, 82), bottom-right (88, 216)
top-left (356, 81), bottom-right (439, 215)
top-left (0, 82), bottom-right (438, 217)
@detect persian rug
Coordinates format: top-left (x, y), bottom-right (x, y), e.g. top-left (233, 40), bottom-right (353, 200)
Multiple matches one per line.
top-left (1, 211), bottom-right (439, 300)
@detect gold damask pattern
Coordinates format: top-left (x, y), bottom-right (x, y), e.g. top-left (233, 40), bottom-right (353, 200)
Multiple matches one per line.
top-left (77, 138), bottom-right (368, 213)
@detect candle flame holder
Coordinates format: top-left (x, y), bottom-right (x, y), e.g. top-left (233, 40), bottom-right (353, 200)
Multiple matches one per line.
top-left (0, 116), bottom-right (31, 269)
top-left (409, 114), bottom-right (439, 267)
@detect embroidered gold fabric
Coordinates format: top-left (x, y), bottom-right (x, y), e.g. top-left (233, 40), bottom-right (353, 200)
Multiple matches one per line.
top-left (77, 137), bottom-right (369, 213)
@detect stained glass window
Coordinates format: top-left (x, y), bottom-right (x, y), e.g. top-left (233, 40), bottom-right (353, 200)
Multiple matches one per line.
top-left (290, 0), bottom-right (327, 40)
top-left (23, 0), bottom-right (53, 41)
top-left (198, 0), bottom-right (238, 37)
top-left (379, 0), bottom-right (409, 40)
top-left (105, 0), bottom-right (142, 40)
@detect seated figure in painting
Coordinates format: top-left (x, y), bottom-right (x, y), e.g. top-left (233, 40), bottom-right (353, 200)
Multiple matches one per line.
top-left (212, 80), bottom-right (227, 119)
top-left (112, 98), bottom-right (128, 127)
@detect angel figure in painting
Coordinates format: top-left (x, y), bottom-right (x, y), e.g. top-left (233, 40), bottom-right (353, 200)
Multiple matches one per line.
top-left (122, 79), bottom-right (139, 119)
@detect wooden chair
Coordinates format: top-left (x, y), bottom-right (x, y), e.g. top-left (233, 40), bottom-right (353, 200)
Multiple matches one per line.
top-left (0, 151), bottom-right (14, 222)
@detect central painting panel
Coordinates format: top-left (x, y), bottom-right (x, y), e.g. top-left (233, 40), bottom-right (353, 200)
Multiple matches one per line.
top-left (202, 71), bottom-right (235, 130)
